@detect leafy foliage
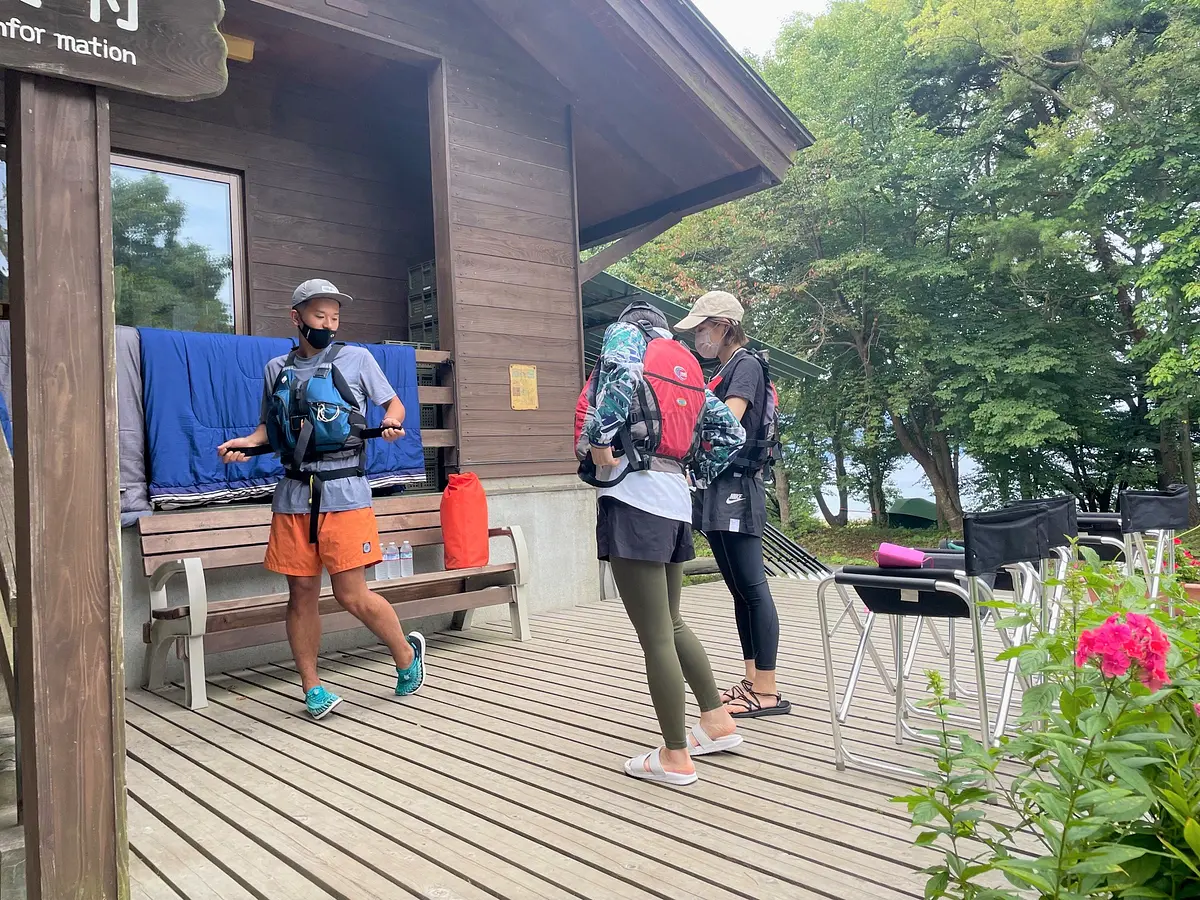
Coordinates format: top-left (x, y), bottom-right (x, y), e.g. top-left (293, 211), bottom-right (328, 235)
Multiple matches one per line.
top-left (616, 0), bottom-right (1200, 525)
top-left (894, 556), bottom-right (1200, 898)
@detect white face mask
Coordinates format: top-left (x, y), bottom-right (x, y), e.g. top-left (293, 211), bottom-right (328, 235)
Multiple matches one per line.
top-left (695, 324), bottom-right (726, 359)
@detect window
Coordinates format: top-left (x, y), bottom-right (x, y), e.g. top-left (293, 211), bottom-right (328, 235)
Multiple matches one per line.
top-left (0, 153), bottom-right (247, 334)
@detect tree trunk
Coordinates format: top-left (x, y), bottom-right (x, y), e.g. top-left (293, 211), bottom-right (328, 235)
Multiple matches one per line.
top-left (867, 462), bottom-right (888, 527)
top-left (1159, 419), bottom-right (1181, 490)
top-left (774, 468), bottom-right (791, 528)
top-left (1180, 407), bottom-right (1199, 526)
top-left (815, 414), bottom-right (850, 528)
top-left (815, 487), bottom-right (849, 528)
top-left (890, 408), bottom-right (964, 532)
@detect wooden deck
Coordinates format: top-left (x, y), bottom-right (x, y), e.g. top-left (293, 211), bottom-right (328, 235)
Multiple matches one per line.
top-left (124, 578), bottom-right (974, 900)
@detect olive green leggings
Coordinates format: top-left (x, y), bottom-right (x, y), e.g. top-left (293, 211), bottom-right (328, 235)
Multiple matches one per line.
top-left (609, 558), bottom-right (724, 750)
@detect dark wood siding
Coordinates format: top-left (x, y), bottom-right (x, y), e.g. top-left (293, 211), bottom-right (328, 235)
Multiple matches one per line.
top-left (107, 51), bottom-right (434, 345)
top-left (6, 0), bottom-right (589, 479)
top-left (442, 67), bottom-right (583, 478)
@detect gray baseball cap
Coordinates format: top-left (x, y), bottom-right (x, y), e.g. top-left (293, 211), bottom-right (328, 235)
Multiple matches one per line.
top-left (291, 278), bottom-right (353, 308)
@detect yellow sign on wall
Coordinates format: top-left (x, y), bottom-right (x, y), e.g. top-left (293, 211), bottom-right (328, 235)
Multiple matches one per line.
top-left (509, 364), bottom-right (539, 410)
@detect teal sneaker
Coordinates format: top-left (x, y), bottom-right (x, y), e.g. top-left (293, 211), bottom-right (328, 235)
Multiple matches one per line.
top-left (305, 685), bottom-right (342, 720)
top-left (395, 632), bottom-right (426, 697)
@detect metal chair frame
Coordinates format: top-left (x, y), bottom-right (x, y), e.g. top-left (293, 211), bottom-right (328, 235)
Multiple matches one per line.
top-left (818, 500), bottom-right (1078, 778)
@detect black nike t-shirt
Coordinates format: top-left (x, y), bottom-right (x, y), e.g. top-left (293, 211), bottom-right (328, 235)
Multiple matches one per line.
top-left (696, 348), bottom-right (768, 536)
top-left (711, 349), bottom-right (765, 440)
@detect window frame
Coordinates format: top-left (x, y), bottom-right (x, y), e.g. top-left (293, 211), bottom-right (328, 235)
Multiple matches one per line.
top-left (109, 153), bottom-right (249, 334)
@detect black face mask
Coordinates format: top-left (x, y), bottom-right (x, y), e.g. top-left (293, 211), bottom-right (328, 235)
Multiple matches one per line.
top-left (299, 323), bottom-right (336, 350)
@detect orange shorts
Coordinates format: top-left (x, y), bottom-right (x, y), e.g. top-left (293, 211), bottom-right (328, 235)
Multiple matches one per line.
top-left (264, 508), bottom-right (383, 577)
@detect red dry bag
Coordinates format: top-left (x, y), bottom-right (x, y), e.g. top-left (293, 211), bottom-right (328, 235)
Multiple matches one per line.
top-left (441, 472), bottom-right (489, 569)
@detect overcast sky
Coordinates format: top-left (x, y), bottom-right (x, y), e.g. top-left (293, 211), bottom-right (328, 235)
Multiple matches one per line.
top-left (691, 0), bottom-right (828, 57)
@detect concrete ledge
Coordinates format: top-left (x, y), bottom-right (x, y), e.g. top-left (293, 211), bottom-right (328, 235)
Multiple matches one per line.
top-left (0, 826), bottom-right (24, 900)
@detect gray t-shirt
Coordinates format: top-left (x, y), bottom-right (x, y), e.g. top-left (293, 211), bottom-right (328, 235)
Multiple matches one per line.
top-left (260, 344), bottom-right (397, 514)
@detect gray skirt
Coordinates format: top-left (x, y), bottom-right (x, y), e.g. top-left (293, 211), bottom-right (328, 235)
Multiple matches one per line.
top-left (596, 498), bottom-right (695, 564)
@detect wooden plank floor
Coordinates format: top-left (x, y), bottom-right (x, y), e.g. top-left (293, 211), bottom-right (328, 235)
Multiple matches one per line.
top-left (126, 578), bottom-right (1012, 900)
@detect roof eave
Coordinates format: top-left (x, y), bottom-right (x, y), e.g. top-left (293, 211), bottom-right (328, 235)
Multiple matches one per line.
top-left (674, 0), bottom-right (815, 154)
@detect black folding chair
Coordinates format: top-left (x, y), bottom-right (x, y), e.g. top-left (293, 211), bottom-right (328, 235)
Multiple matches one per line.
top-left (1120, 486), bottom-right (1190, 606)
top-left (817, 504), bottom-right (1053, 776)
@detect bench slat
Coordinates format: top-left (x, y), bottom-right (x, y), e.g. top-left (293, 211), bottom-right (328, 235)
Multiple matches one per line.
top-left (142, 527), bottom-right (445, 576)
top-left (139, 493), bottom-right (443, 537)
top-left (203, 585), bottom-right (515, 656)
top-left (150, 564), bottom-right (514, 623)
top-left (141, 512), bottom-right (445, 557)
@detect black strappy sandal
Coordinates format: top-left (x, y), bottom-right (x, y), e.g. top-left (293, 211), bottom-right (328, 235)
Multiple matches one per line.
top-left (726, 683), bottom-right (792, 719)
top-left (720, 678), bottom-right (754, 705)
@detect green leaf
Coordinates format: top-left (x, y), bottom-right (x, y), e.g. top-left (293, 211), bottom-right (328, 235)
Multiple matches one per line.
top-left (1185, 818), bottom-right (1200, 860)
top-left (1019, 647), bottom-right (1049, 674)
top-left (915, 831), bottom-right (940, 847)
top-left (1060, 688), bottom-right (1081, 722)
top-left (924, 870), bottom-right (949, 899)
top-left (1159, 838), bottom-right (1200, 879)
top-left (1092, 794), bottom-right (1153, 821)
top-left (1022, 682), bottom-right (1057, 716)
top-left (911, 801), bottom-right (937, 825)
top-left (1069, 845), bottom-right (1149, 875)
top-left (992, 859), bottom-right (1056, 893)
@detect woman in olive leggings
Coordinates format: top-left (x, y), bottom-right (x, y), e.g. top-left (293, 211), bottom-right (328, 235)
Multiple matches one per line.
top-left (581, 301), bottom-right (747, 786)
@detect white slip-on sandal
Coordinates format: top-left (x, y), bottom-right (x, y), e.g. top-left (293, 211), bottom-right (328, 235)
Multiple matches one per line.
top-left (623, 749), bottom-right (699, 786)
top-left (688, 723), bottom-right (744, 757)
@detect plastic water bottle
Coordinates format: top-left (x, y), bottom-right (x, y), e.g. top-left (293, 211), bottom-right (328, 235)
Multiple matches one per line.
top-left (382, 542), bottom-right (400, 580)
top-left (399, 540), bottom-right (414, 578)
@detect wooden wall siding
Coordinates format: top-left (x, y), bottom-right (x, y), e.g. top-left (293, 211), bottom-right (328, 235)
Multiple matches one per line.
top-left (442, 62), bottom-right (583, 478)
top-left (105, 47), bottom-right (435, 345)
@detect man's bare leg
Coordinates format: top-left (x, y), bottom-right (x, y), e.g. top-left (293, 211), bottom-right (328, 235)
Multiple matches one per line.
top-left (330, 567), bottom-right (415, 669)
top-left (286, 574), bottom-right (324, 693)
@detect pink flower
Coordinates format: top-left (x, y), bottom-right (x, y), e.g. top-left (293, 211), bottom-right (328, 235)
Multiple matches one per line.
top-left (1194, 703), bottom-right (1200, 717)
top-left (1075, 612), bottom-right (1172, 692)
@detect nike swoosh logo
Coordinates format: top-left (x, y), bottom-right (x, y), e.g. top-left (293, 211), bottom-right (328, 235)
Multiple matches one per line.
top-left (726, 494), bottom-right (744, 504)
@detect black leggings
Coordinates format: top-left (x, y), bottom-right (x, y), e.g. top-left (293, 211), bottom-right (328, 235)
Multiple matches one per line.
top-left (707, 531), bottom-right (779, 671)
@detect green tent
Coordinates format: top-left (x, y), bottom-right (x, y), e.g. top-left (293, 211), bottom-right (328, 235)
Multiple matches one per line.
top-left (888, 497), bottom-right (938, 529)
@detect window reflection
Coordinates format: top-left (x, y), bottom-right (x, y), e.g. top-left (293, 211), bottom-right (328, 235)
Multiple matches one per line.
top-left (0, 154), bottom-right (245, 334)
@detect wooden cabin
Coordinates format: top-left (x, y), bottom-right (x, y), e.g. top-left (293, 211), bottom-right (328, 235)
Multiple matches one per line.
top-left (0, 0), bottom-right (811, 681)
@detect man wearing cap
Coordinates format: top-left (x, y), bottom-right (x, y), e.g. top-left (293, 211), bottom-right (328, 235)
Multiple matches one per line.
top-left (218, 279), bottom-right (425, 720)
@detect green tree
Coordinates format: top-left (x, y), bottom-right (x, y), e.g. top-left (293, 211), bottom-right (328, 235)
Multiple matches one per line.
top-left (111, 172), bottom-right (232, 332)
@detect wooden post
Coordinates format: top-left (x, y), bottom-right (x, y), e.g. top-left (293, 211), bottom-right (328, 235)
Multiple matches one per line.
top-left (6, 71), bottom-right (128, 900)
top-left (428, 63), bottom-right (460, 474)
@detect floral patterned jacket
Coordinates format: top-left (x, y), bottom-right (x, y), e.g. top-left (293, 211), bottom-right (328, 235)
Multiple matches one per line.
top-left (582, 321), bottom-right (745, 484)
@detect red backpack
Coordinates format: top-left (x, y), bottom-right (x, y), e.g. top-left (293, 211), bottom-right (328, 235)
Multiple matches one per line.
top-left (574, 326), bottom-right (705, 487)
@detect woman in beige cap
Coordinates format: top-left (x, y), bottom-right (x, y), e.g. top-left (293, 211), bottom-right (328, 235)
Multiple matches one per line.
top-left (676, 291), bottom-right (790, 718)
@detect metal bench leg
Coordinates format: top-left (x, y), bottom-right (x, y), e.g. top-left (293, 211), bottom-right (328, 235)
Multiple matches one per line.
top-left (508, 525), bottom-right (531, 641)
top-left (451, 608), bottom-right (477, 633)
top-left (903, 616), bottom-right (925, 679)
top-left (182, 636), bottom-right (208, 711)
top-left (509, 586), bottom-right (531, 642)
top-left (816, 578), bottom-right (848, 770)
top-left (838, 612), bottom-right (881, 724)
top-left (143, 622), bottom-right (174, 693)
top-left (893, 616), bottom-right (905, 746)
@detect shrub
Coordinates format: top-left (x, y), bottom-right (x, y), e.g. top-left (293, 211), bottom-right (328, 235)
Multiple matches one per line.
top-left (894, 551), bottom-right (1200, 899)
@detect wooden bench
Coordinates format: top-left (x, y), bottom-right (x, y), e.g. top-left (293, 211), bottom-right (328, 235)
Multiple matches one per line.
top-left (138, 493), bottom-right (530, 710)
